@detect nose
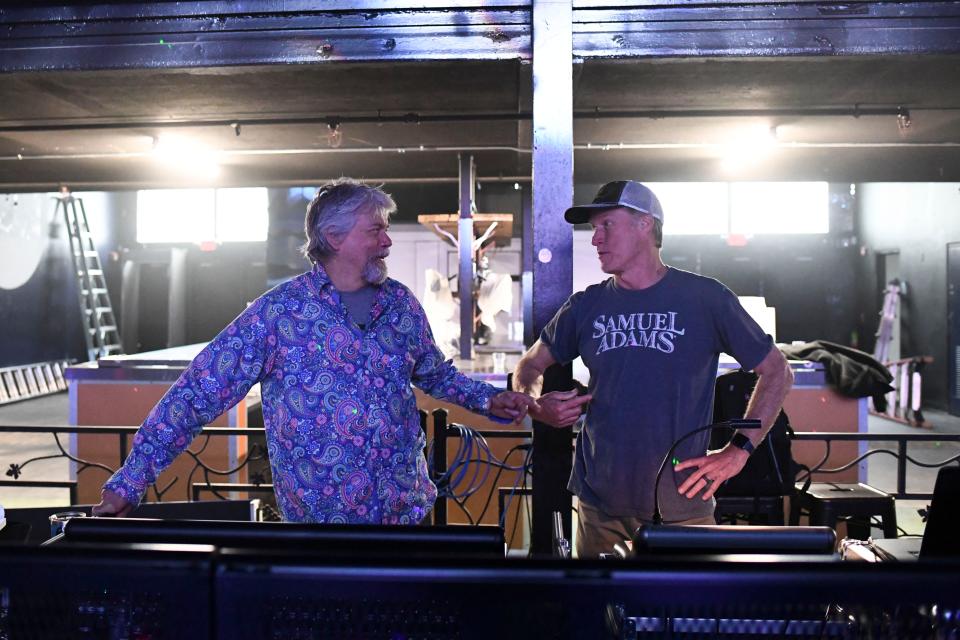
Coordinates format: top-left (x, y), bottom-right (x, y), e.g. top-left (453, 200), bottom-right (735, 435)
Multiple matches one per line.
top-left (381, 230), bottom-right (392, 248)
top-left (591, 228), bottom-right (603, 246)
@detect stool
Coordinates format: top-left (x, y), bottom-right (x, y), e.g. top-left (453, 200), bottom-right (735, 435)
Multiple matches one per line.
top-left (790, 482), bottom-right (897, 539)
top-left (715, 495), bottom-right (785, 525)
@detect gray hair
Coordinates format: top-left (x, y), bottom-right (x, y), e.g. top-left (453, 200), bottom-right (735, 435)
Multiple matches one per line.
top-left (301, 178), bottom-right (396, 264)
top-left (630, 211), bottom-right (663, 249)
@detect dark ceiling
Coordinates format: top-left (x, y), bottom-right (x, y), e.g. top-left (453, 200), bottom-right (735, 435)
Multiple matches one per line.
top-left (1, 53), bottom-right (960, 192)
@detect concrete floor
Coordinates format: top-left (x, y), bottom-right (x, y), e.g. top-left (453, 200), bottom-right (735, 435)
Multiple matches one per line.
top-left (0, 392), bottom-right (72, 508)
top-left (1, 390), bottom-right (959, 541)
top-left (864, 407), bottom-right (960, 538)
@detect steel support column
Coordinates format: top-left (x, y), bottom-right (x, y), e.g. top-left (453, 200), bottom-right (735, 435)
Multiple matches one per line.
top-left (458, 153), bottom-right (476, 360)
top-left (521, 185), bottom-right (534, 348)
top-left (530, 0), bottom-right (574, 556)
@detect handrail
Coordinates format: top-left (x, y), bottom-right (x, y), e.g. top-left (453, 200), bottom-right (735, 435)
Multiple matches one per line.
top-left (0, 424), bottom-right (264, 436)
top-left (792, 430), bottom-right (960, 499)
top-left (1, 422), bottom-right (268, 504)
top-left (3, 423), bottom-right (958, 508)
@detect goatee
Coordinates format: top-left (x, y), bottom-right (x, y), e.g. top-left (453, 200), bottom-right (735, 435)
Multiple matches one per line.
top-left (363, 258), bottom-right (388, 285)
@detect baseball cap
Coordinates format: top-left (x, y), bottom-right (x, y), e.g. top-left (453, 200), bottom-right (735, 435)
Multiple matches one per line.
top-left (564, 180), bottom-right (663, 225)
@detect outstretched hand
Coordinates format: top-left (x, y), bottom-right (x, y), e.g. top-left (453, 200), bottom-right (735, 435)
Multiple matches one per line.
top-left (530, 389), bottom-right (592, 428)
top-left (91, 488), bottom-right (134, 518)
top-left (489, 390), bottom-right (537, 423)
top-left (673, 446), bottom-right (750, 500)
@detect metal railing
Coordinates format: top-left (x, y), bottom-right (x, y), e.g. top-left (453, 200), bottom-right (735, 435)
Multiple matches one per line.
top-left (3, 421), bottom-right (958, 512)
top-left (0, 424), bottom-right (269, 504)
top-left (793, 431), bottom-right (960, 500)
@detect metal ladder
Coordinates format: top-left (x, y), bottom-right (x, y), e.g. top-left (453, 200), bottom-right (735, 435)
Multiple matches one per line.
top-left (873, 279), bottom-right (901, 363)
top-left (0, 360), bottom-right (71, 405)
top-left (56, 192), bottom-right (123, 361)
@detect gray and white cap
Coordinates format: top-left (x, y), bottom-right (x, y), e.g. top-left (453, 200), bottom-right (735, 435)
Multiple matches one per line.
top-left (564, 180), bottom-right (664, 225)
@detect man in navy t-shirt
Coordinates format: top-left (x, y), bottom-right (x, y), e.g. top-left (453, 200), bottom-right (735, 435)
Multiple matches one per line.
top-left (513, 181), bottom-right (794, 558)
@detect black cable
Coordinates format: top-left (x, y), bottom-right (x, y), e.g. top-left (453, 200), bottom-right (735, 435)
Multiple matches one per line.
top-left (507, 448), bottom-right (534, 552)
top-left (475, 445), bottom-right (530, 523)
top-left (449, 496), bottom-right (476, 526)
top-left (501, 446), bottom-right (533, 529)
top-left (525, 459), bottom-right (534, 556)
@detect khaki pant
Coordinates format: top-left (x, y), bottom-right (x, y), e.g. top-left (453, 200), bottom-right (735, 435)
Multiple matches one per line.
top-left (575, 500), bottom-right (716, 559)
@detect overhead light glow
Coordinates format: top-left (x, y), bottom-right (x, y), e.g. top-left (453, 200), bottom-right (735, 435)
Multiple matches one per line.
top-left (730, 182), bottom-right (829, 234)
top-left (720, 125), bottom-right (778, 172)
top-left (152, 136), bottom-right (220, 180)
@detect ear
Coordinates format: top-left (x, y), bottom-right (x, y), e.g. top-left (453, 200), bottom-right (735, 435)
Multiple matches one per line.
top-left (324, 230), bottom-right (345, 252)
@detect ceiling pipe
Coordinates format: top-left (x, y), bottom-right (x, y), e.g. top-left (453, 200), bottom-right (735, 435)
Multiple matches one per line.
top-left (0, 106), bottom-right (917, 134)
top-left (7, 140), bottom-right (960, 164)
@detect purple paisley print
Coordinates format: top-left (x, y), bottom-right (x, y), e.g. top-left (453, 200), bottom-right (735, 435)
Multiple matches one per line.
top-left (103, 264), bottom-right (501, 524)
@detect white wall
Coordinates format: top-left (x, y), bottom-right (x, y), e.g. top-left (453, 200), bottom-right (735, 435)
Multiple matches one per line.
top-left (384, 224), bottom-right (524, 349)
top-left (858, 182), bottom-right (960, 409)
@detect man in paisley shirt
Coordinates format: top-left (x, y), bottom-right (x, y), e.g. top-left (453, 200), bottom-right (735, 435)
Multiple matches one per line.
top-left (93, 179), bottom-right (534, 524)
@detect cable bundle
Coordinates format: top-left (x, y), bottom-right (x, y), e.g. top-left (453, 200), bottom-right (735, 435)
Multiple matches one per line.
top-left (428, 425), bottom-right (533, 536)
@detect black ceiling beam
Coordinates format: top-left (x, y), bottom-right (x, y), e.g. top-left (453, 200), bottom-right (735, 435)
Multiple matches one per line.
top-left (0, 4), bottom-right (531, 71)
top-left (3, 2), bottom-right (960, 73)
top-left (573, 2), bottom-right (960, 57)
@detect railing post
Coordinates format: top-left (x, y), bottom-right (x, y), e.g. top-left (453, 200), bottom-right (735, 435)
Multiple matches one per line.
top-left (432, 408), bottom-right (449, 526)
top-left (898, 439), bottom-right (908, 497)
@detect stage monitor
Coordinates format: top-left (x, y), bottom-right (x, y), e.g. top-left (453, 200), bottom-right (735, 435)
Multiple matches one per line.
top-left (0, 543), bottom-right (212, 638)
top-left (62, 517), bottom-right (505, 558)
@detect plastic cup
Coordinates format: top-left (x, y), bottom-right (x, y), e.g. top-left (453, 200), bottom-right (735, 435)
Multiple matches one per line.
top-left (49, 511), bottom-right (86, 537)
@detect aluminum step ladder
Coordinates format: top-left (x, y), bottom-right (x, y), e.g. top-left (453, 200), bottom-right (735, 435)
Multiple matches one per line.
top-left (56, 192), bottom-right (123, 361)
top-left (0, 360), bottom-right (71, 405)
top-left (873, 279), bottom-right (901, 364)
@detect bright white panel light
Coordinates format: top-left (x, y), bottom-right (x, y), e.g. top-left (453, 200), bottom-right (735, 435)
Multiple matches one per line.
top-left (645, 182), bottom-right (729, 235)
top-left (137, 189), bottom-right (215, 243)
top-left (152, 136), bottom-right (220, 180)
top-left (215, 188), bottom-right (269, 242)
top-left (730, 182), bottom-right (829, 235)
top-left (719, 125), bottom-right (778, 173)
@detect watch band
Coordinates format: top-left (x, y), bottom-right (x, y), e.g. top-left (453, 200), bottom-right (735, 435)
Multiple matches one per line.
top-left (731, 432), bottom-right (756, 455)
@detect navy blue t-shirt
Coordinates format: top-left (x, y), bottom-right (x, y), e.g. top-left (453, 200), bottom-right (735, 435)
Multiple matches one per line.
top-left (541, 267), bottom-right (773, 520)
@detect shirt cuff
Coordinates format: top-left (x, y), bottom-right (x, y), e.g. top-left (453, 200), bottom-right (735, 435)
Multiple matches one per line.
top-left (478, 385), bottom-right (511, 424)
top-left (102, 468), bottom-right (147, 508)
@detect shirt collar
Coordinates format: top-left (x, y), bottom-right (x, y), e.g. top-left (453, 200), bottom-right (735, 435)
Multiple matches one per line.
top-left (309, 262), bottom-right (397, 319)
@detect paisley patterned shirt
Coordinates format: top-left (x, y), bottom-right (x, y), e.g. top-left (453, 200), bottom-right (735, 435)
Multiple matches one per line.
top-left (103, 264), bottom-right (502, 524)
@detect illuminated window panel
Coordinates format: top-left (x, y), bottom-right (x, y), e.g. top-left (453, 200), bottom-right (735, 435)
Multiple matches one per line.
top-left (730, 182), bottom-right (829, 235)
top-left (215, 188), bottom-right (269, 242)
top-left (137, 188), bottom-right (269, 243)
top-left (137, 189), bottom-right (215, 244)
top-left (645, 182), bottom-right (729, 235)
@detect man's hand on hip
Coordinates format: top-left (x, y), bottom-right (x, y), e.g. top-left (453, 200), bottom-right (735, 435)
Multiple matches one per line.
top-left (673, 446), bottom-right (750, 500)
top-left (91, 489), bottom-right (134, 518)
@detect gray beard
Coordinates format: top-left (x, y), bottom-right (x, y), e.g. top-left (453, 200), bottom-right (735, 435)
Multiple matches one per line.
top-left (363, 258), bottom-right (388, 285)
